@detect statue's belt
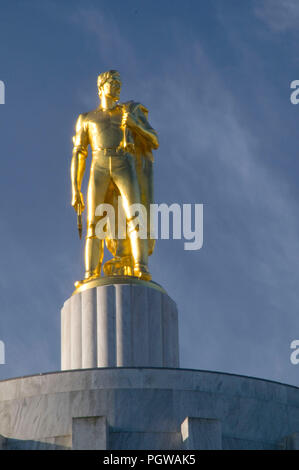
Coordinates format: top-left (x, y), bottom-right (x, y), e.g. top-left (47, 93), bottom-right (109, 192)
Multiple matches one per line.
top-left (92, 145), bottom-right (135, 156)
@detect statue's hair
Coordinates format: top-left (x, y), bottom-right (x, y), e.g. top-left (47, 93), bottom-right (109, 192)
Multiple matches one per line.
top-left (97, 70), bottom-right (121, 90)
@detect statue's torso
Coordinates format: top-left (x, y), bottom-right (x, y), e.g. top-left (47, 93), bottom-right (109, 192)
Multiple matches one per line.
top-left (86, 105), bottom-right (133, 151)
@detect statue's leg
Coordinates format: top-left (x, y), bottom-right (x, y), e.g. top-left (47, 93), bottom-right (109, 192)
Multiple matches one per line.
top-left (85, 160), bottom-right (110, 279)
top-left (84, 233), bottom-right (104, 279)
top-left (135, 156), bottom-right (155, 255)
top-left (112, 155), bottom-right (151, 281)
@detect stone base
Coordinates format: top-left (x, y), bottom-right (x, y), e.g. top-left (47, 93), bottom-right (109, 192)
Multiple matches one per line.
top-left (0, 368), bottom-right (299, 450)
top-left (61, 280), bottom-right (179, 370)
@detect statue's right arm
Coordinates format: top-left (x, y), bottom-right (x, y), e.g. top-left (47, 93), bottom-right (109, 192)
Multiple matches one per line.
top-left (71, 114), bottom-right (89, 211)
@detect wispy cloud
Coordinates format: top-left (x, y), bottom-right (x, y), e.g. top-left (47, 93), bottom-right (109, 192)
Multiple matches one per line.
top-left (69, 7), bottom-right (138, 71)
top-left (151, 38), bottom-right (299, 374)
top-left (255, 0), bottom-right (299, 32)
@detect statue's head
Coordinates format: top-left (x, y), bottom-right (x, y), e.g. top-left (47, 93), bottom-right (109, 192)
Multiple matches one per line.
top-left (97, 70), bottom-right (121, 102)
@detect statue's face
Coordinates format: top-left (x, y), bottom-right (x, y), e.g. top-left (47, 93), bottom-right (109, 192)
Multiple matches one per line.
top-left (101, 74), bottom-right (121, 101)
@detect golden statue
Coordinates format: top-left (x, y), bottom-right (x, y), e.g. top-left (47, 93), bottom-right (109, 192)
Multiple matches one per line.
top-left (71, 70), bottom-right (159, 287)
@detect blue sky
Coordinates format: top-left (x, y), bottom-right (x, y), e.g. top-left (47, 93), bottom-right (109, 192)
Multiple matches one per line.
top-left (0, 0), bottom-right (299, 386)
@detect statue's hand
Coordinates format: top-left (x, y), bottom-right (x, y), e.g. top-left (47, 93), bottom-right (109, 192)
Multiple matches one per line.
top-left (72, 189), bottom-right (85, 212)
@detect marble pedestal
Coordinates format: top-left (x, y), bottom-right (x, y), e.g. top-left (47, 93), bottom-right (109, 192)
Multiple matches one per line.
top-left (61, 278), bottom-right (179, 370)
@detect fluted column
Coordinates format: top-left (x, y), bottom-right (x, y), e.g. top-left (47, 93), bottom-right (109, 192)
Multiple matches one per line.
top-left (61, 282), bottom-right (179, 370)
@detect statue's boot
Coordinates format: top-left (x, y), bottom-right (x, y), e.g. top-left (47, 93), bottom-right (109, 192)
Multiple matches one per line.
top-left (133, 262), bottom-right (152, 281)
